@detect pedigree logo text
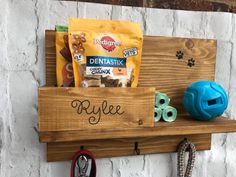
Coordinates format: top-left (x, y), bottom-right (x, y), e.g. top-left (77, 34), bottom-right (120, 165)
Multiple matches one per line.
top-left (94, 36), bottom-right (121, 52)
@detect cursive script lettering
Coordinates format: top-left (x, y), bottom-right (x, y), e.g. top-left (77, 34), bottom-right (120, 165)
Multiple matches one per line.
top-left (71, 99), bottom-right (125, 125)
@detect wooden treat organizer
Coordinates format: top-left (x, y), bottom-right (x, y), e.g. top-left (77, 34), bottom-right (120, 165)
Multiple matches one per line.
top-left (38, 30), bottom-right (236, 162)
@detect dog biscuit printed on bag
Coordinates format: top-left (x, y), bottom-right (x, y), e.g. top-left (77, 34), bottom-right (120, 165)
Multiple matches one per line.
top-left (68, 18), bottom-right (143, 87)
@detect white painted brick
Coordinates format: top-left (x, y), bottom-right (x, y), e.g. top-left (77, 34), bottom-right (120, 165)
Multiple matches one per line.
top-left (110, 156), bottom-right (146, 177)
top-left (110, 5), bottom-right (122, 20)
top-left (96, 158), bottom-right (113, 177)
top-left (50, 162), bottom-right (70, 177)
top-left (207, 134), bottom-right (227, 177)
top-left (49, 1), bottom-right (77, 28)
top-left (77, 2), bottom-right (86, 18)
top-left (232, 14), bottom-right (236, 43)
top-left (120, 7), bottom-right (147, 33)
top-left (174, 11), bottom-right (206, 38)
top-left (225, 133), bottom-right (236, 177)
top-left (3, 71), bottom-right (39, 177)
top-left (191, 151), bottom-right (209, 177)
top-left (230, 49), bottom-right (236, 90)
top-left (33, 0), bottom-right (50, 86)
top-left (81, 2), bottom-right (112, 19)
top-left (7, 1), bottom-right (38, 70)
top-left (0, 70), bottom-right (8, 116)
top-left (146, 8), bottom-right (174, 36)
top-left (0, 69), bottom-right (9, 177)
top-left (0, 1), bottom-right (236, 177)
top-left (0, 0), bottom-right (9, 70)
top-left (215, 41), bottom-right (232, 92)
top-left (227, 89), bottom-right (236, 120)
top-left (227, 16), bottom-right (236, 119)
top-left (229, 15), bottom-right (236, 90)
top-left (205, 12), bottom-right (233, 41)
top-left (147, 154), bottom-right (173, 177)
top-left (39, 144), bottom-right (52, 177)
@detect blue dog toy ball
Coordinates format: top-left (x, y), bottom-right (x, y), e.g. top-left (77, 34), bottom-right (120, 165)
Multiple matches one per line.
top-left (183, 80), bottom-right (228, 121)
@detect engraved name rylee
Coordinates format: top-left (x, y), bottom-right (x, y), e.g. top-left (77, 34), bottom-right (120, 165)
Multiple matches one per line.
top-left (71, 99), bottom-right (125, 125)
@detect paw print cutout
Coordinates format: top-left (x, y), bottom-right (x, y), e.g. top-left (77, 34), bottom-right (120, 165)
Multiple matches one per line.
top-left (176, 50), bottom-right (184, 60)
top-left (187, 58), bottom-right (195, 67)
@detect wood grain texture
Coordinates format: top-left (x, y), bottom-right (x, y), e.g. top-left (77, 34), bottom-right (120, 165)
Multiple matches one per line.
top-left (45, 30), bottom-right (217, 114)
top-left (39, 87), bottom-right (155, 132)
top-left (40, 116), bottom-right (236, 142)
top-left (45, 30), bottom-right (56, 87)
top-left (139, 36), bottom-right (216, 113)
top-left (47, 134), bottom-right (211, 162)
top-left (70, 0), bottom-right (236, 12)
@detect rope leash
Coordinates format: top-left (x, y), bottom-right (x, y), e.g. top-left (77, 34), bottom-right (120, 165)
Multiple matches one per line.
top-left (177, 139), bottom-right (196, 177)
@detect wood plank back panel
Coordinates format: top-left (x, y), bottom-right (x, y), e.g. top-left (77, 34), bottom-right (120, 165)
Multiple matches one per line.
top-left (139, 36), bottom-right (216, 113)
top-left (39, 87), bottom-right (155, 132)
top-left (47, 134), bottom-right (211, 162)
top-left (45, 30), bottom-right (216, 114)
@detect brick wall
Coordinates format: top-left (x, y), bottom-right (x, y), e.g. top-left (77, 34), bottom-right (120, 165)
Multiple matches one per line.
top-left (0, 1), bottom-right (236, 177)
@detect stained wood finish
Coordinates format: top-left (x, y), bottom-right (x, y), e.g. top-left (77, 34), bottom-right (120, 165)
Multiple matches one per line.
top-left (71, 0), bottom-right (236, 13)
top-left (140, 36), bottom-right (216, 113)
top-left (45, 30), bottom-right (56, 87)
top-left (40, 116), bottom-right (236, 143)
top-left (45, 30), bottom-right (217, 114)
top-left (41, 30), bottom-right (236, 161)
top-left (39, 87), bottom-right (155, 132)
top-left (47, 134), bottom-right (211, 162)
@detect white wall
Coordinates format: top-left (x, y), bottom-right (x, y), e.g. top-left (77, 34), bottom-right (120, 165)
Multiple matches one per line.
top-left (0, 0), bottom-right (236, 177)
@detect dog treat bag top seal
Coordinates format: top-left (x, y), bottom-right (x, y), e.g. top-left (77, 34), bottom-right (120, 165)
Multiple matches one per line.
top-left (68, 18), bottom-right (143, 87)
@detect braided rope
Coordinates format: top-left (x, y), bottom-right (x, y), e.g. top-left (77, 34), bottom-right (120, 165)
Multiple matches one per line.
top-left (177, 139), bottom-right (196, 177)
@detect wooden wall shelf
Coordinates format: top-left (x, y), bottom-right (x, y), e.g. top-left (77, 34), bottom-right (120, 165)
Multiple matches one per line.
top-left (39, 30), bottom-right (236, 162)
top-left (40, 116), bottom-right (236, 143)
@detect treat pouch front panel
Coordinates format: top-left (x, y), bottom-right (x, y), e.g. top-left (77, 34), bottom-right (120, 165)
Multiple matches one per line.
top-left (38, 87), bottom-right (155, 132)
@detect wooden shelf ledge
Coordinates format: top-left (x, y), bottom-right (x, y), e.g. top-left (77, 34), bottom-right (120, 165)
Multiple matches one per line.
top-left (40, 116), bottom-right (236, 143)
top-left (41, 115), bottom-right (236, 162)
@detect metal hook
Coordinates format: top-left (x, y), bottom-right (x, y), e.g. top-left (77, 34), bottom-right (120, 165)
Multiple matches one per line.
top-left (134, 142), bottom-right (140, 155)
top-left (80, 146), bottom-right (84, 150)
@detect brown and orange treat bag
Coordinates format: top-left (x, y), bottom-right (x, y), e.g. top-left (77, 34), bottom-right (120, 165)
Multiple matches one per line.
top-left (55, 25), bottom-right (74, 87)
top-left (68, 18), bottom-right (143, 87)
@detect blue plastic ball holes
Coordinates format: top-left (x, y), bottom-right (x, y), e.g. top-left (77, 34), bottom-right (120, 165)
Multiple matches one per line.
top-left (183, 80), bottom-right (228, 121)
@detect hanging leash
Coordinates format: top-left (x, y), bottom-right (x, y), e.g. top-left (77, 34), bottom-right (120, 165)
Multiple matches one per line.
top-left (71, 149), bottom-right (96, 177)
top-left (177, 138), bottom-right (196, 177)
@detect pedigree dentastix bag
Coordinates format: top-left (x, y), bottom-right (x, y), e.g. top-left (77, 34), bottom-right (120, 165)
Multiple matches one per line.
top-left (68, 18), bottom-right (143, 87)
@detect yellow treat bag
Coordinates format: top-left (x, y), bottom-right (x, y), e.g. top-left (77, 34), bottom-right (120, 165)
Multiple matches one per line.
top-left (56, 25), bottom-right (74, 87)
top-left (68, 18), bottom-right (143, 87)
